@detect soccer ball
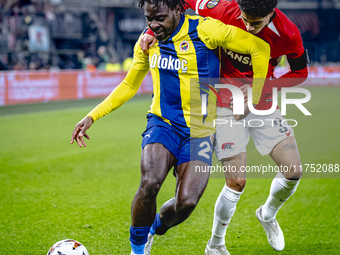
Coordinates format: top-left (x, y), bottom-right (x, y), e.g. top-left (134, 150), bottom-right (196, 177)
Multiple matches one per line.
top-left (47, 239), bottom-right (89, 255)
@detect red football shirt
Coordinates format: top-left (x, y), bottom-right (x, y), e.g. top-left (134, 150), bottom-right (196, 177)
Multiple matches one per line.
top-left (185, 0), bottom-right (308, 110)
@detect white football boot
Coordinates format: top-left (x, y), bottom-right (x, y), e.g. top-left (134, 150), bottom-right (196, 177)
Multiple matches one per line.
top-left (144, 233), bottom-right (154, 255)
top-left (204, 239), bottom-right (230, 255)
top-left (256, 205), bottom-right (285, 251)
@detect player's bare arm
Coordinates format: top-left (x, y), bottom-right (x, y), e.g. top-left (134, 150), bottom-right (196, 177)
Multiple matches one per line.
top-left (71, 116), bottom-right (93, 148)
top-left (70, 37), bottom-right (148, 149)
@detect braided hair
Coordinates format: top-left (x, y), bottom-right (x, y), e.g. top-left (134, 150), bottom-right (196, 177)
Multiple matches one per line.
top-left (138, 0), bottom-right (187, 12)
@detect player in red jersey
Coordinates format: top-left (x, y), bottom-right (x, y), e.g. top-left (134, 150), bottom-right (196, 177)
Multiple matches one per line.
top-left (141, 0), bottom-right (308, 254)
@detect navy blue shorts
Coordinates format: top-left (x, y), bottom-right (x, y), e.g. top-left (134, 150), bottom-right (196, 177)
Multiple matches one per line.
top-left (141, 114), bottom-right (213, 166)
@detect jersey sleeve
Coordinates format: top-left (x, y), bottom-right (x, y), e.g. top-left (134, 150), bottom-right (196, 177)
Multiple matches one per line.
top-left (267, 30), bottom-right (308, 91)
top-left (187, 0), bottom-right (231, 23)
top-left (145, 28), bottom-right (154, 36)
top-left (197, 18), bottom-right (270, 104)
top-left (87, 36), bottom-right (149, 122)
top-left (286, 31), bottom-right (305, 59)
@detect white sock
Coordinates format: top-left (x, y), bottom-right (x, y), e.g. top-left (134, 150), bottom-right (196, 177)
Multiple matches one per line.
top-left (210, 185), bottom-right (243, 248)
top-left (262, 171), bottom-right (300, 221)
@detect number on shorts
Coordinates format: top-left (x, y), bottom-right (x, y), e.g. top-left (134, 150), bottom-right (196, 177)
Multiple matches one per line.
top-left (274, 118), bottom-right (288, 133)
top-left (198, 141), bottom-right (211, 159)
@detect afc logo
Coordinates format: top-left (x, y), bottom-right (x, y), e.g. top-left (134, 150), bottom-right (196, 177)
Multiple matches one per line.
top-left (222, 143), bottom-right (235, 150)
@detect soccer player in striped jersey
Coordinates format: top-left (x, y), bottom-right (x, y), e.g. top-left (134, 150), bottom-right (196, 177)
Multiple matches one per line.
top-left (141, 0), bottom-right (308, 253)
top-left (71, 0), bottom-right (270, 254)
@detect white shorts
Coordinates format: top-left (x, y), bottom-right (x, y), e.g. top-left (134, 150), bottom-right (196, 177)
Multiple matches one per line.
top-left (214, 107), bottom-right (295, 160)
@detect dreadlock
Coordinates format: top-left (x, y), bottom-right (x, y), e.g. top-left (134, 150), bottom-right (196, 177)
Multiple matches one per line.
top-left (138, 0), bottom-right (187, 13)
top-left (238, 0), bottom-right (277, 17)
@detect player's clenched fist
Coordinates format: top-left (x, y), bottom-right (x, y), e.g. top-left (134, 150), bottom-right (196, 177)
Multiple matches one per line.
top-left (70, 116), bottom-right (93, 148)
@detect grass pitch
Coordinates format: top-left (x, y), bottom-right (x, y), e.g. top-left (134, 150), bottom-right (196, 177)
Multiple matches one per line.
top-left (0, 87), bottom-right (339, 254)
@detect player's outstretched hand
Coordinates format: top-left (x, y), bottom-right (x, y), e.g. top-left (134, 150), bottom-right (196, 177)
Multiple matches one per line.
top-left (140, 34), bottom-right (157, 55)
top-left (71, 116), bottom-right (93, 148)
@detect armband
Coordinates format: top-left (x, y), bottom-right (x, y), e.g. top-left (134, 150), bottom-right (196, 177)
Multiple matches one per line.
top-left (287, 50), bottom-right (308, 71)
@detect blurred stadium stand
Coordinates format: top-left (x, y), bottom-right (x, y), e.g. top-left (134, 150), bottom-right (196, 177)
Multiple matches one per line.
top-left (0, 0), bottom-right (339, 107)
top-left (0, 0), bottom-right (143, 71)
top-left (0, 0), bottom-right (339, 71)
top-left (278, 0), bottom-right (340, 9)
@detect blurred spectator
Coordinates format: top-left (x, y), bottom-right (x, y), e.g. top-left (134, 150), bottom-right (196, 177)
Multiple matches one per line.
top-left (44, 1), bottom-right (55, 22)
top-left (122, 56), bottom-right (133, 71)
top-left (105, 57), bottom-right (122, 72)
top-left (28, 60), bottom-right (38, 70)
top-left (0, 54), bottom-right (8, 70)
top-left (97, 45), bottom-right (109, 70)
top-left (77, 51), bottom-right (86, 69)
top-left (84, 56), bottom-right (97, 71)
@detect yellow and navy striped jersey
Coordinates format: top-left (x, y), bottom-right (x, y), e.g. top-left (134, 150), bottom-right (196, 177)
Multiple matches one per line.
top-left (146, 14), bottom-right (222, 138)
top-left (87, 14), bottom-right (270, 138)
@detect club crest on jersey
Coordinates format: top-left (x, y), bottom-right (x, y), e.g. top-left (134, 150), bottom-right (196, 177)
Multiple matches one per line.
top-left (222, 143), bottom-right (235, 150)
top-left (180, 41), bottom-right (190, 52)
top-left (206, 0), bottom-right (220, 9)
top-left (199, 0), bottom-right (210, 9)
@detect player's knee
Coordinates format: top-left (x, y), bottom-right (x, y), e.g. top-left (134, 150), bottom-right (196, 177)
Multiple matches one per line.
top-left (138, 179), bottom-right (162, 200)
top-left (282, 160), bottom-right (303, 180)
top-left (227, 178), bottom-right (246, 192)
top-left (176, 196), bottom-right (199, 214)
top-left (283, 170), bottom-right (302, 180)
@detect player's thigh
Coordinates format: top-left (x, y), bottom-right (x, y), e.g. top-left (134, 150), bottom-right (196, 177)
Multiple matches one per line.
top-left (141, 117), bottom-right (179, 182)
top-left (270, 136), bottom-right (302, 179)
top-left (141, 143), bottom-right (177, 183)
top-left (249, 109), bottom-right (295, 157)
top-left (214, 114), bottom-right (249, 161)
top-left (175, 160), bottom-right (210, 204)
top-left (249, 110), bottom-right (302, 179)
top-left (175, 136), bottom-right (214, 202)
